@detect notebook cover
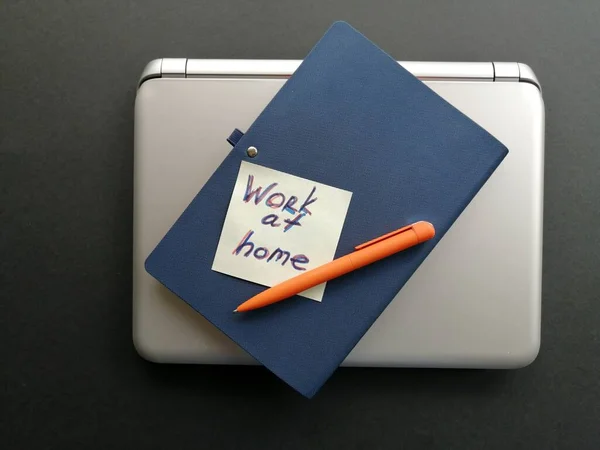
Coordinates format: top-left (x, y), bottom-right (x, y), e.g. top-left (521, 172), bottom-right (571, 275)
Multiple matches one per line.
top-left (145, 22), bottom-right (508, 397)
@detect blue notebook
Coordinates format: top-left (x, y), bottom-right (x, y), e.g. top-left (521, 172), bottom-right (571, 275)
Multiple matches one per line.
top-left (145, 22), bottom-right (508, 397)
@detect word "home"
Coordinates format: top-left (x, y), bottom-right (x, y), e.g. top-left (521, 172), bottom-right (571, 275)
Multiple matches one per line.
top-left (232, 230), bottom-right (310, 271)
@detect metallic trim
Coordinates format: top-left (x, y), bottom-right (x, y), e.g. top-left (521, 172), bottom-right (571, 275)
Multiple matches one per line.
top-left (138, 59), bottom-right (494, 86)
top-left (517, 63), bottom-right (542, 91)
top-left (138, 59), bottom-right (541, 91)
top-left (138, 59), bottom-right (162, 86)
top-left (185, 60), bottom-right (494, 82)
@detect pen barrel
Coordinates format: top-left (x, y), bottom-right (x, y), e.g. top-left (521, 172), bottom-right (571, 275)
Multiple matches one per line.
top-left (266, 257), bottom-right (356, 299)
top-left (237, 222), bottom-right (434, 311)
top-left (238, 257), bottom-right (355, 311)
top-left (348, 228), bottom-right (420, 269)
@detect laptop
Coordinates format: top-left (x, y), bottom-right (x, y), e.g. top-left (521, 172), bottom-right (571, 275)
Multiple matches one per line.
top-left (133, 59), bottom-right (544, 367)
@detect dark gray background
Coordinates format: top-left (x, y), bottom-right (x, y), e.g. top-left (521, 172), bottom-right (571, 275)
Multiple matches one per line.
top-left (2, 0), bottom-right (599, 448)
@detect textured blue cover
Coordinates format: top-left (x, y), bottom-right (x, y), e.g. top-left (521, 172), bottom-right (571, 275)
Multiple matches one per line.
top-left (145, 22), bottom-right (508, 397)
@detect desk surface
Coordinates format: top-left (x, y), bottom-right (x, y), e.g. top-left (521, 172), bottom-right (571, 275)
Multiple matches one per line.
top-left (2, 1), bottom-right (599, 448)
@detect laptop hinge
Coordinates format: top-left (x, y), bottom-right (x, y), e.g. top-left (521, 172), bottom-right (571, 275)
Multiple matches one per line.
top-left (161, 58), bottom-right (187, 78)
top-left (493, 62), bottom-right (520, 82)
top-left (140, 59), bottom-right (496, 85)
top-left (139, 59), bottom-right (540, 91)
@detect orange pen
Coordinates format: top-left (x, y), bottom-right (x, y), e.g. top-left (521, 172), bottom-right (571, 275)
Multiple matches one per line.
top-left (234, 221), bottom-right (435, 312)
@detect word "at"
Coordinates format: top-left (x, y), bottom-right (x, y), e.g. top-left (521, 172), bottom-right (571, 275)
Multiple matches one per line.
top-left (243, 175), bottom-right (318, 233)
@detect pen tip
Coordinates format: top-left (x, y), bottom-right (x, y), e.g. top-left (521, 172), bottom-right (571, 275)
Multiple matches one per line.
top-left (233, 309), bottom-right (238, 313)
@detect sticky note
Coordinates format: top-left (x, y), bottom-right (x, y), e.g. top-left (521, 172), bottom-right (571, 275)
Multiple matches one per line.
top-left (212, 161), bottom-right (352, 301)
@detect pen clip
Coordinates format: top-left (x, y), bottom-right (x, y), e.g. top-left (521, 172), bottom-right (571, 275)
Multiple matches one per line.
top-left (354, 224), bottom-right (415, 250)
